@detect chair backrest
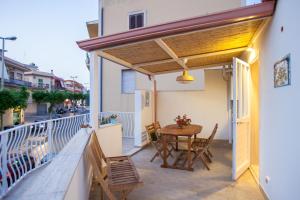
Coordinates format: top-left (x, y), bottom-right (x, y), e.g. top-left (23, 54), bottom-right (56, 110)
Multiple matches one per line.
top-left (88, 131), bottom-right (107, 175)
top-left (208, 124), bottom-right (218, 145)
top-left (145, 123), bottom-right (158, 142)
top-left (154, 121), bottom-right (161, 130)
top-left (87, 131), bottom-right (117, 200)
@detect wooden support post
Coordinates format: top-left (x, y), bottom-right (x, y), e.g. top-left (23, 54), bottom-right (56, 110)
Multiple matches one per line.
top-left (153, 79), bottom-right (157, 122)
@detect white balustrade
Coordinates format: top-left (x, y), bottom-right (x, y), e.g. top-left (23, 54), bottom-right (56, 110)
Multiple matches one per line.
top-left (99, 112), bottom-right (135, 138)
top-left (0, 114), bottom-right (89, 198)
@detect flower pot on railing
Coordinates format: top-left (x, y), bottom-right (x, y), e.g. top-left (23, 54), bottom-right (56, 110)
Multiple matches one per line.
top-left (109, 114), bottom-right (118, 124)
top-left (110, 118), bottom-right (117, 124)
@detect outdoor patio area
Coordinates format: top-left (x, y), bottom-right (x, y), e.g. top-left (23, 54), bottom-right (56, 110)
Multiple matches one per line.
top-left (89, 141), bottom-right (264, 200)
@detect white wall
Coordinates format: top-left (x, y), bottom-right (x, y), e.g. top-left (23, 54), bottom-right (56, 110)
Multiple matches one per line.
top-left (96, 124), bottom-right (123, 156)
top-left (103, 0), bottom-right (241, 35)
top-left (156, 69), bottom-right (205, 91)
top-left (252, 1), bottom-right (300, 199)
top-left (134, 90), bottom-right (154, 146)
top-left (157, 70), bottom-right (228, 140)
top-left (64, 151), bottom-right (93, 200)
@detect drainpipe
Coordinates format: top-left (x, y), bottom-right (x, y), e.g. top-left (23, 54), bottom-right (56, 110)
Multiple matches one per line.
top-left (99, 0), bottom-right (104, 112)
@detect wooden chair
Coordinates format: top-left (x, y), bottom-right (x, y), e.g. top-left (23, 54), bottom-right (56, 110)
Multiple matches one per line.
top-left (145, 123), bottom-right (174, 162)
top-left (87, 131), bottom-right (143, 200)
top-left (191, 124), bottom-right (218, 170)
top-left (153, 121), bottom-right (161, 130)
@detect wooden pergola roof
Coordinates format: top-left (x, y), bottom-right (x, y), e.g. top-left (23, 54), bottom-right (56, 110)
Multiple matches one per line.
top-left (77, 1), bottom-right (276, 75)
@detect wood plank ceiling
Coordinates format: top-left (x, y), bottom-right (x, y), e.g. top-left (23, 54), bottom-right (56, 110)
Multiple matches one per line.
top-left (99, 18), bottom-right (264, 75)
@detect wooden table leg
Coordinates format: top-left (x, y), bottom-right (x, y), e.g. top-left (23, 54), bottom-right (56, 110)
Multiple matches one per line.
top-left (161, 134), bottom-right (168, 168)
top-left (176, 136), bottom-right (178, 151)
top-left (187, 136), bottom-right (193, 171)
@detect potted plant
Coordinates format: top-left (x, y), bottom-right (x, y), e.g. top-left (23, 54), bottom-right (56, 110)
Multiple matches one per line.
top-left (110, 114), bottom-right (118, 124)
top-left (175, 114), bottom-right (191, 128)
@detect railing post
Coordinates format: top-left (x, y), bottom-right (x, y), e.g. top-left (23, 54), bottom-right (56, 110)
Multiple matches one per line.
top-left (1, 132), bottom-right (8, 196)
top-left (47, 120), bottom-right (53, 160)
top-left (84, 114), bottom-right (89, 126)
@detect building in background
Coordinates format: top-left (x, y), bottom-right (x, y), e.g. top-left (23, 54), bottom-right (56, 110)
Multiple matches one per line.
top-left (24, 66), bottom-right (54, 91)
top-left (0, 55), bottom-right (33, 128)
top-left (64, 79), bottom-right (85, 93)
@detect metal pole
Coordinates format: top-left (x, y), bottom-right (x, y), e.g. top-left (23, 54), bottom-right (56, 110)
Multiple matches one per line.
top-left (1, 39), bottom-right (5, 90)
top-left (1, 133), bottom-right (8, 195)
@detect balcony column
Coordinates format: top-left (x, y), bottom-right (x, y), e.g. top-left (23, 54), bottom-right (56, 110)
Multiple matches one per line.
top-left (89, 52), bottom-right (100, 129)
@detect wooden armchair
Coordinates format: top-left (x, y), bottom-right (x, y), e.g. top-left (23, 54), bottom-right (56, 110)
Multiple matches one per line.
top-left (145, 123), bottom-right (174, 162)
top-left (191, 124), bottom-right (218, 170)
top-left (87, 131), bottom-right (143, 200)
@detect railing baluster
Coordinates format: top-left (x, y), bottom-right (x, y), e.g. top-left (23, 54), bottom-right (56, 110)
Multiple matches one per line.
top-left (0, 113), bottom-right (89, 198)
top-left (47, 120), bottom-right (53, 160)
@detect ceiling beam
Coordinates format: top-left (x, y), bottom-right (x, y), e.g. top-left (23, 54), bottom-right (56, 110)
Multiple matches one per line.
top-left (185, 47), bottom-right (247, 60)
top-left (153, 62), bottom-right (231, 75)
top-left (155, 39), bottom-right (188, 69)
top-left (97, 51), bottom-right (154, 76)
top-left (133, 47), bottom-right (247, 69)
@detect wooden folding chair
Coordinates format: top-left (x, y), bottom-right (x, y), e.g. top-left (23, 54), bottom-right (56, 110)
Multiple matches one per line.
top-left (87, 131), bottom-right (143, 200)
top-left (153, 121), bottom-right (161, 130)
top-left (145, 123), bottom-right (174, 162)
top-left (191, 124), bottom-right (218, 170)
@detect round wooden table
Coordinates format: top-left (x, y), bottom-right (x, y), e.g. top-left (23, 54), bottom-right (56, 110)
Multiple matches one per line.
top-left (158, 124), bottom-right (203, 171)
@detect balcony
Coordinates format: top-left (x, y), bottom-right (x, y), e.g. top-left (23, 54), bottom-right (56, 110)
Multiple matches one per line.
top-left (4, 78), bottom-right (32, 88)
top-left (31, 83), bottom-right (50, 90)
top-left (0, 111), bottom-right (265, 200)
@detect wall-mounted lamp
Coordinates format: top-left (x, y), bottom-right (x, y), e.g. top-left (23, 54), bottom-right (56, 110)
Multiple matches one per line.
top-left (247, 47), bottom-right (258, 64)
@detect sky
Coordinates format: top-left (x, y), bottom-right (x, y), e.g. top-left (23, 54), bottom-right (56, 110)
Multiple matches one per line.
top-left (0, 0), bottom-right (98, 88)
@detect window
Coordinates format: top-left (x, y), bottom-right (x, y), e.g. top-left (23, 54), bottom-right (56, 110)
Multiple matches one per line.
top-left (16, 73), bottom-right (23, 80)
top-left (129, 12), bottom-right (145, 30)
top-left (122, 69), bottom-right (135, 93)
top-left (38, 78), bottom-right (43, 88)
top-left (9, 71), bottom-right (14, 80)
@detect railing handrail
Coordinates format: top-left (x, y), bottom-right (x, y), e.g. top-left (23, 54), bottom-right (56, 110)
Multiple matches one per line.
top-left (0, 113), bottom-right (89, 135)
top-left (101, 111), bottom-right (134, 114)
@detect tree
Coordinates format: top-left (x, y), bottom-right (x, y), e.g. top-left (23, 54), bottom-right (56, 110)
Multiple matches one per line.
top-left (64, 92), bottom-right (86, 106)
top-left (0, 90), bottom-right (15, 130)
top-left (0, 87), bottom-right (30, 130)
top-left (45, 91), bottom-right (66, 117)
top-left (32, 90), bottom-right (48, 104)
top-left (32, 90), bottom-right (67, 118)
top-left (11, 87), bottom-right (30, 109)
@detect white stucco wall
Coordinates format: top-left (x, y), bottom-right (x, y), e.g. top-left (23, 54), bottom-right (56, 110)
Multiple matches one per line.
top-left (251, 1), bottom-right (300, 199)
top-left (134, 90), bottom-right (154, 146)
top-left (156, 70), bottom-right (205, 91)
top-left (64, 150), bottom-right (93, 200)
top-left (157, 70), bottom-right (228, 140)
top-left (96, 124), bottom-right (123, 156)
top-left (103, 0), bottom-right (241, 35)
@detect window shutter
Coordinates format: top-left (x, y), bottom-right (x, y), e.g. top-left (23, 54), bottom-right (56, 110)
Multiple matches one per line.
top-left (129, 12), bottom-right (144, 29)
top-left (122, 70), bottom-right (135, 93)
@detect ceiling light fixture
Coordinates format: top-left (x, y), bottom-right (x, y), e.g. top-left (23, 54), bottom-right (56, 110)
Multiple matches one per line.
top-left (176, 70), bottom-right (194, 84)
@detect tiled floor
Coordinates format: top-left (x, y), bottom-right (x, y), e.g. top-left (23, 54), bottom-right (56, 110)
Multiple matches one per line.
top-left (122, 137), bottom-right (141, 155)
top-left (90, 141), bottom-right (265, 200)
